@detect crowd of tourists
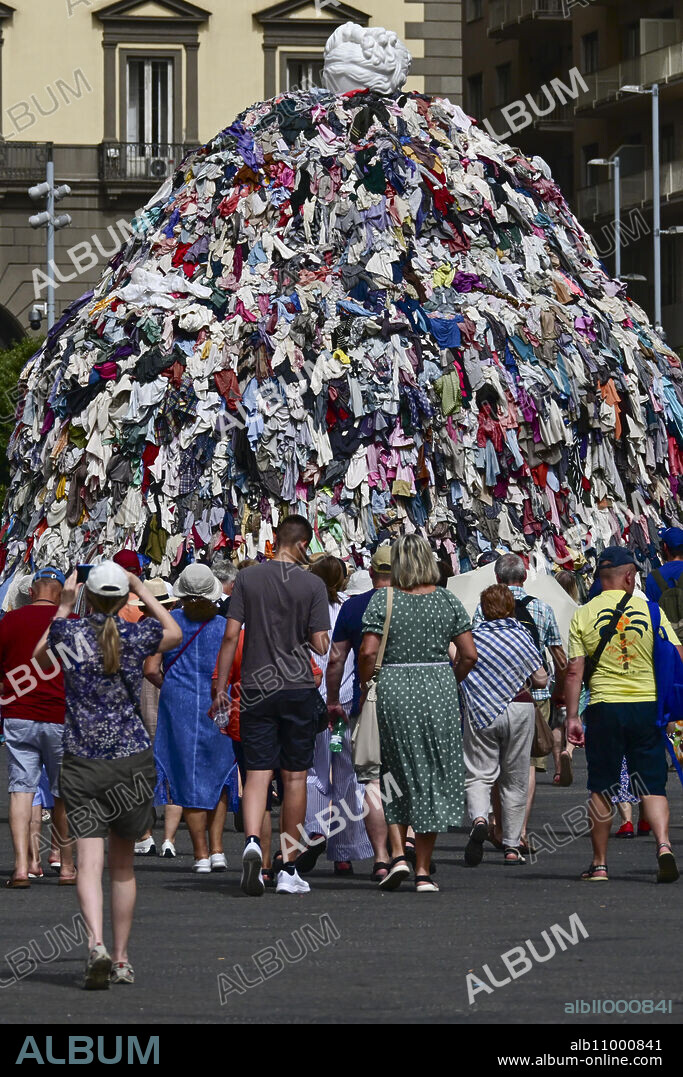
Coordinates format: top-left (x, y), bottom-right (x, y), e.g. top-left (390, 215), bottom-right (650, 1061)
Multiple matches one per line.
top-left (1, 518), bottom-right (682, 990)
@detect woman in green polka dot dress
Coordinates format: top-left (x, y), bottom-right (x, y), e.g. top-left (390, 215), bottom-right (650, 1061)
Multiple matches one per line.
top-left (359, 535), bottom-right (477, 892)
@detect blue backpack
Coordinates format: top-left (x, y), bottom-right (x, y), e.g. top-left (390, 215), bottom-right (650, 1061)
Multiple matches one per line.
top-left (648, 602), bottom-right (683, 786)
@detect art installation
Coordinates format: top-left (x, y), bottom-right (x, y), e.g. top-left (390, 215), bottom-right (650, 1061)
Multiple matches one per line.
top-left (2, 22), bottom-right (682, 582)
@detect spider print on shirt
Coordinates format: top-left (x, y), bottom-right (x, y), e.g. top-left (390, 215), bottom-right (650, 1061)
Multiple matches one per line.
top-left (594, 606), bottom-right (650, 673)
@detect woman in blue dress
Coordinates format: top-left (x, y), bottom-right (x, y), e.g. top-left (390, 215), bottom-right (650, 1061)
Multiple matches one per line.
top-left (146, 564), bottom-right (236, 874)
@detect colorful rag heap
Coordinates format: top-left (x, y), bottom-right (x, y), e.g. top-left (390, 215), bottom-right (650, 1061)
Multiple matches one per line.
top-left (2, 87), bottom-right (683, 579)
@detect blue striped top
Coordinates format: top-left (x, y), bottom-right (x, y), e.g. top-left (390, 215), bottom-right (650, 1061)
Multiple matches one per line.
top-left (460, 618), bottom-right (543, 731)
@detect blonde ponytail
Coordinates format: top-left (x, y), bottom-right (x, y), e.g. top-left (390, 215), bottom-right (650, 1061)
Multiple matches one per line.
top-left (87, 592), bottom-right (126, 673)
top-left (96, 614), bottom-right (122, 674)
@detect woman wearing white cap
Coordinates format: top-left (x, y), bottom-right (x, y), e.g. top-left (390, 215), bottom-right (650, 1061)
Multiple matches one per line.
top-left (145, 563), bottom-right (236, 874)
top-left (32, 561), bottom-right (182, 990)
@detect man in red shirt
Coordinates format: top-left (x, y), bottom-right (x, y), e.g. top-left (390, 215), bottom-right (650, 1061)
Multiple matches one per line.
top-left (1, 567), bottom-right (76, 887)
top-left (113, 549), bottom-right (144, 624)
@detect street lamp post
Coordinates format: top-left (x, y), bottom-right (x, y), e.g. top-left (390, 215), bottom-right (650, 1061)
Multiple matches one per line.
top-left (28, 143), bottom-right (72, 331)
top-left (588, 156), bottom-right (621, 279)
top-left (620, 83), bottom-right (661, 330)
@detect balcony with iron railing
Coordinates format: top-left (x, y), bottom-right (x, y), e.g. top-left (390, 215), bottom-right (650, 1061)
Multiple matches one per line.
top-left (488, 0), bottom-right (567, 38)
top-left (574, 41), bottom-right (683, 113)
top-left (0, 140), bottom-right (196, 188)
top-left (100, 142), bottom-right (193, 183)
top-left (575, 158), bottom-right (683, 220)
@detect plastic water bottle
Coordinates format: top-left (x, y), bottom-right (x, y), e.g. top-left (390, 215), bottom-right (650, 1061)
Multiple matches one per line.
top-left (330, 717), bottom-right (346, 753)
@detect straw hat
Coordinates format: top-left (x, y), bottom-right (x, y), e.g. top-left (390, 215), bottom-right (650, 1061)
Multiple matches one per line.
top-left (130, 577), bottom-right (175, 606)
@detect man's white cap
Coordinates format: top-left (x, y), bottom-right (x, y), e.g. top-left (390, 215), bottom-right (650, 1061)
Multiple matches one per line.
top-left (86, 561), bottom-right (129, 598)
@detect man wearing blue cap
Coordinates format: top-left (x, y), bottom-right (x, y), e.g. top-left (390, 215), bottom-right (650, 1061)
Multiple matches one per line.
top-left (565, 546), bottom-right (681, 885)
top-left (645, 527), bottom-right (683, 618)
top-left (0, 566), bottom-right (76, 888)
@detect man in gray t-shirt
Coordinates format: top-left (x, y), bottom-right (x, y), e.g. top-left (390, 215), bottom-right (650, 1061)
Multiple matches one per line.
top-left (211, 515), bottom-right (329, 897)
top-left (229, 559), bottom-right (329, 698)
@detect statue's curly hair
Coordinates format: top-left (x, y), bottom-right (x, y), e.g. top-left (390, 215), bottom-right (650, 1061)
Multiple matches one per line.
top-left (323, 23), bottom-right (411, 95)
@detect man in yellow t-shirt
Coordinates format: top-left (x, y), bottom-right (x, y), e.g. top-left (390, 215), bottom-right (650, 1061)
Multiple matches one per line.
top-left (565, 546), bottom-right (680, 885)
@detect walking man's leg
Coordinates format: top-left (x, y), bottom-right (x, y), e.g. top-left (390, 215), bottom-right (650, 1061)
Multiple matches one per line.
top-left (9, 792), bottom-right (33, 881)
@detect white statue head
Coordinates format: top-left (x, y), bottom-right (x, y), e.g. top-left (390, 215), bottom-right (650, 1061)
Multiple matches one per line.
top-left (323, 23), bottom-right (412, 95)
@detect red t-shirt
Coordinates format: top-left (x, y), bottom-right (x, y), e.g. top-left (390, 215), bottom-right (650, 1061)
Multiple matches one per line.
top-left (0, 604), bottom-right (66, 723)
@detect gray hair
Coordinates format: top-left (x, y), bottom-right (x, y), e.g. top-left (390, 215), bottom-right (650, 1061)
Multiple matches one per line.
top-left (212, 560), bottom-right (238, 585)
top-left (495, 553), bottom-right (527, 586)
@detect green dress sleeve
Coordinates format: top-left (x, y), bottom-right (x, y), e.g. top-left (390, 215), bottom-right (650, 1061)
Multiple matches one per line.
top-left (362, 587), bottom-right (388, 635)
top-left (443, 588), bottom-right (472, 637)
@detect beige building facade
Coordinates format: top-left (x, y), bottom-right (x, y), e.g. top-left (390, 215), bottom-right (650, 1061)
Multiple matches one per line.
top-left (0, 0), bottom-right (462, 342)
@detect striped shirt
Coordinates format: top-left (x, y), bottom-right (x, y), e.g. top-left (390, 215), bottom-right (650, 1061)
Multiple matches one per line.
top-left (460, 618), bottom-right (544, 731)
top-left (472, 585), bottom-right (562, 701)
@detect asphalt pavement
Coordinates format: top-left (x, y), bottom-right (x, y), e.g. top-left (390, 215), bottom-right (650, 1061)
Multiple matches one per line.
top-left (0, 752), bottom-right (681, 1026)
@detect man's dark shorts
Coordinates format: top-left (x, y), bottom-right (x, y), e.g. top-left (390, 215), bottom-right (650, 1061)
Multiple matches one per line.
top-left (584, 701), bottom-right (667, 797)
top-left (240, 688), bottom-right (318, 772)
top-left (59, 747), bottom-right (156, 840)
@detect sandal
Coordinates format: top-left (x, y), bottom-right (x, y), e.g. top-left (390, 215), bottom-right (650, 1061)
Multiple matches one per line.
top-left (404, 837), bottom-right (416, 867)
top-left (504, 847), bottom-right (525, 864)
top-left (294, 835), bottom-right (326, 875)
top-left (486, 827), bottom-right (504, 850)
top-left (656, 843), bottom-right (679, 884)
top-left (581, 863), bottom-right (608, 881)
top-left (371, 861), bottom-right (389, 882)
top-left (28, 869), bottom-right (44, 879)
top-left (334, 861), bottom-right (354, 876)
top-left (5, 875), bottom-right (30, 889)
top-left (415, 874), bottom-right (439, 892)
top-left (399, 839), bottom-right (436, 875)
top-left (58, 868), bottom-right (78, 886)
top-left (519, 837), bottom-right (537, 856)
top-left (464, 818), bottom-right (488, 867)
top-left (558, 750), bottom-right (573, 787)
top-left (378, 855), bottom-right (411, 891)
top-left (110, 960), bottom-right (135, 985)
top-left (552, 773), bottom-right (561, 784)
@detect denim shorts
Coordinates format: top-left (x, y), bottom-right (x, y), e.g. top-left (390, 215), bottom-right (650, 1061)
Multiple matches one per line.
top-left (4, 718), bottom-right (64, 795)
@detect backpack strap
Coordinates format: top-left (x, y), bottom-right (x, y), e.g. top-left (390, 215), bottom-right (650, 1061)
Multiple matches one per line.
top-left (654, 569), bottom-right (670, 595)
top-left (583, 592), bottom-right (630, 688)
top-left (514, 595), bottom-right (541, 649)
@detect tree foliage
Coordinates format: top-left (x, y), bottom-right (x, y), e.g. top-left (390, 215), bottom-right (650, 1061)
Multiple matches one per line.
top-left (0, 335), bottom-right (44, 501)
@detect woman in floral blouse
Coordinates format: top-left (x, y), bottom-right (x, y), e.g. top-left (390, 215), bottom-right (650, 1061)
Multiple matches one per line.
top-left (33, 561), bottom-right (181, 991)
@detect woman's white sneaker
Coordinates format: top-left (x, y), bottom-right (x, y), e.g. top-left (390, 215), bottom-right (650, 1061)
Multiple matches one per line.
top-left (133, 836), bottom-right (156, 856)
top-left (160, 840), bottom-right (176, 858)
top-left (193, 858), bottom-right (211, 873)
top-left (276, 867), bottom-right (310, 894)
top-left (210, 853), bottom-right (227, 872)
top-left (241, 840), bottom-right (265, 896)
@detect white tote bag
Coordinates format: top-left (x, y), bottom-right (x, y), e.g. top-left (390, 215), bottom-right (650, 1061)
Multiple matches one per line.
top-left (351, 587), bottom-right (393, 771)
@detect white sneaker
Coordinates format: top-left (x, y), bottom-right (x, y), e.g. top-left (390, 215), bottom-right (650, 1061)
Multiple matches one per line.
top-left (210, 853), bottom-right (227, 872)
top-left (160, 840), bottom-right (176, 858)
top-left (276, 867), bottom-right (310, 894)
top-left (241, 840), bottom-right (265, 896)
top-left (193, 858), bottom-right (211, 874)
top-left (134, 836), bottom-right (156, 856)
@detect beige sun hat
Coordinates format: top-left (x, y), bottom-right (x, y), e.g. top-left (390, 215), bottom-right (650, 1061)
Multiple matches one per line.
top-left (173, 563), bottom-right (222, 602)
top-left (130, 577), bottom-right (176, 606)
